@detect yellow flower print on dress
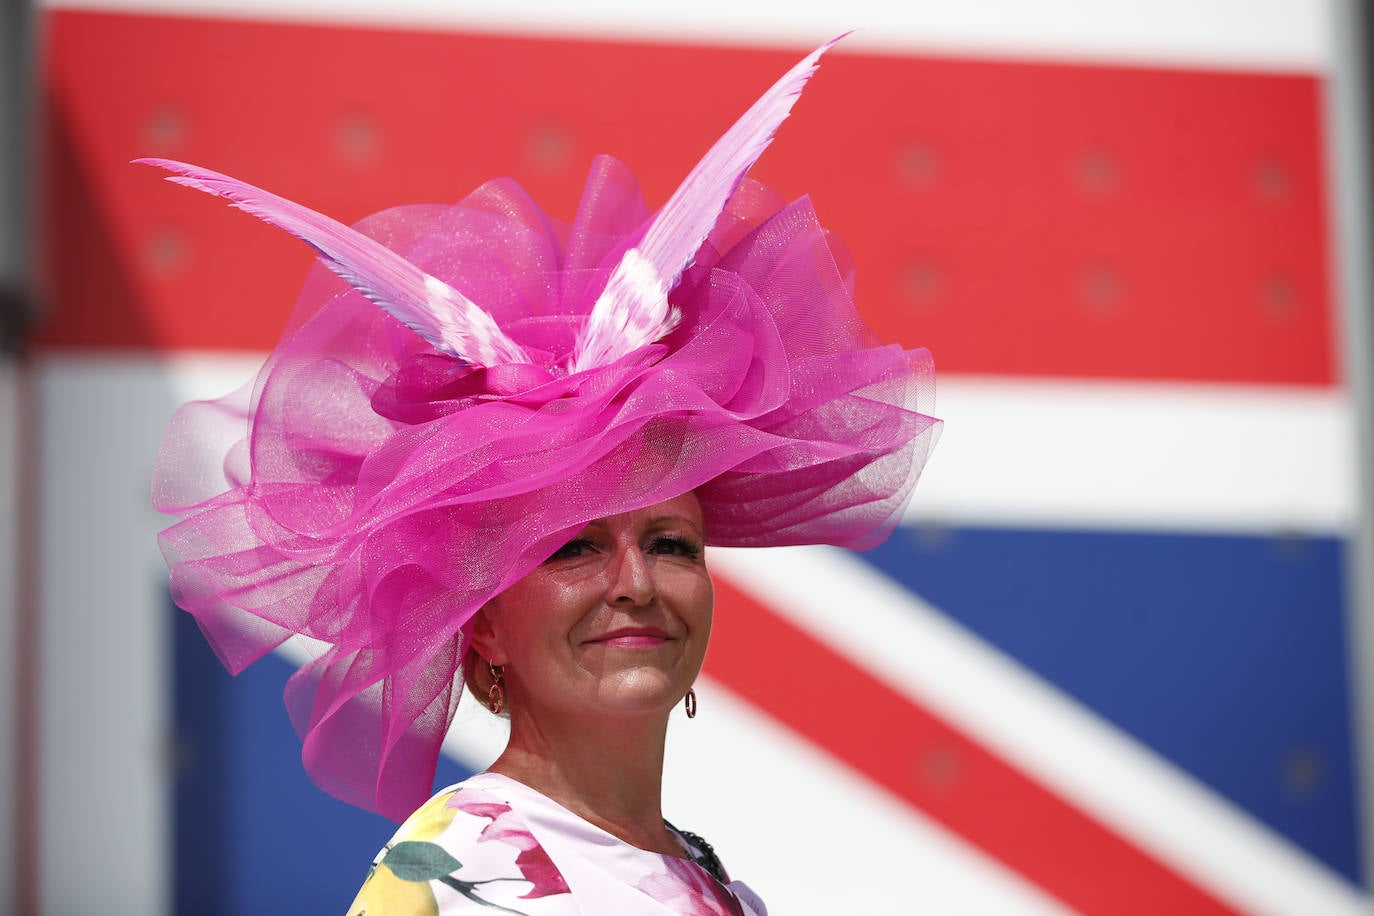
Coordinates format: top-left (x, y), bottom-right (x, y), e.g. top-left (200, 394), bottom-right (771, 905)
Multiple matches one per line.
top-left (347, 788), bottom-right (572, 914)
top-left (347, 791), bottom-right (459, 916)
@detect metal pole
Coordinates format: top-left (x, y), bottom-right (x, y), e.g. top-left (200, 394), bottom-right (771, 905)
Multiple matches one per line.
top-left (1328, 0), bottom-right (1374, 893)
top-left (1, 0), bottom-right (37, 913)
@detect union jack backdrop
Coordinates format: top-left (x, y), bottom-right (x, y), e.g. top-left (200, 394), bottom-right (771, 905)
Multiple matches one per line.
top-left (15, 2), bottom-right (1371, 913)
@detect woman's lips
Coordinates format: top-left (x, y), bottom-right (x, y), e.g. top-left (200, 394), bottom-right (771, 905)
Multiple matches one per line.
top-left (587, 628), bottom-right (671, 648)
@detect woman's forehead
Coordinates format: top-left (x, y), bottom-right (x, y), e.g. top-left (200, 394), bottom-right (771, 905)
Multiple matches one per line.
top-left (579, 492), bottom-right (704, 531)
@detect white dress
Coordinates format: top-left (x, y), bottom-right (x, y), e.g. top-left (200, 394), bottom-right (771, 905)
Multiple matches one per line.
top-left (347, 772), bottom-right (767, 915)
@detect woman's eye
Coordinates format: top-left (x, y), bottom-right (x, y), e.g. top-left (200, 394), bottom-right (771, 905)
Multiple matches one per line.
top-left (546, 538), bottom-right (595, 562)
top-left (649, 535), bottom-right (702, 560)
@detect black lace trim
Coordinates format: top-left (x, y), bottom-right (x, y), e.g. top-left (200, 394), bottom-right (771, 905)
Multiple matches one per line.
top-left (663, 820), bottom-right (728, 884)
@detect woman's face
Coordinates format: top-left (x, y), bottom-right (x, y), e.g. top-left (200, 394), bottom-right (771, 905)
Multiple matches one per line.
top-left (474, 492), bottom-right (714, 722)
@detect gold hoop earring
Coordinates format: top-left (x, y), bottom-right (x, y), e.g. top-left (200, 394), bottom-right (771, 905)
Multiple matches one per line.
top-left (487, 662), bottom-right (505, 714)
top-left (684, 687), bottom-right (697, 719)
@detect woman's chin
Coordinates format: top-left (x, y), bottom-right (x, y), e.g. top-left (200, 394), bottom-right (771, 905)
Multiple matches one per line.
top-left (581, 668), bottom-right (691, 716)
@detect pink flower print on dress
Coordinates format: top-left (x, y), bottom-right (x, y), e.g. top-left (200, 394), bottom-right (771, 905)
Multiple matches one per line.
top-left (448, 793), bottom-right (572, 899)
top-left (635, 855), bottom-right (746, 916)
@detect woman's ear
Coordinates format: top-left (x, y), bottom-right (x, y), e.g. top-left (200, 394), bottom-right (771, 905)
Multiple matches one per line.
top-left (468, 602), bottom-right (503, 665)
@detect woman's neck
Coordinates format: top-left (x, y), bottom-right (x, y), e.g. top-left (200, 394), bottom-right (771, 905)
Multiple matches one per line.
top-left (489, 709), bottom-right (682, 856)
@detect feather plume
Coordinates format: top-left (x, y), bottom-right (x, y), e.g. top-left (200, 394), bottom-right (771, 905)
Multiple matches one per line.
top-left (136, 158), bottom-right (529, 368)
top-left (569, 35), bottom-right (843, 374)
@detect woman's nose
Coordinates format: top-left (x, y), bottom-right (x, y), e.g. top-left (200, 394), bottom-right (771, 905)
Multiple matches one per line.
top-left (606, 546), bottom-right (655, 606)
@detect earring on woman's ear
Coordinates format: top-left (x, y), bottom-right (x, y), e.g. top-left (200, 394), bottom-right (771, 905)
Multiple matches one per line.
top-left (488, 662), bottom-right (506, 714)
top-left (684, 687), bottom-right (697, 719)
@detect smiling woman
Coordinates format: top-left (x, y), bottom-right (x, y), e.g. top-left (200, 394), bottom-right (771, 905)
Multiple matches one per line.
top-left (148, 37), bottom-right (939, 916)
top-left (358, 494), bottom-right (742, 914)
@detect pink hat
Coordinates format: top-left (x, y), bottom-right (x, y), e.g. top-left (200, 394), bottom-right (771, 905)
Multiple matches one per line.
top-left (147, 38), bottom-right (941, 821)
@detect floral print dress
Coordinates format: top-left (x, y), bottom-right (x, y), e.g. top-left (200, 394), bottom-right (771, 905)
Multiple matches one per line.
top-left (346, 772), bottom-right (767, 915)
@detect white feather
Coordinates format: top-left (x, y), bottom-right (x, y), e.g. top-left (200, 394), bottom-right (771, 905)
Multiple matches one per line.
top-left (137, 158), bottom-right (529, 368)
top-left (569, 36), bottom-right (843, 374)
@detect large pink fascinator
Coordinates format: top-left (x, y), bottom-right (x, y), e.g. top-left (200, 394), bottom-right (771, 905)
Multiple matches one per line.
top-left (148, 37), bottom-right (941, 821)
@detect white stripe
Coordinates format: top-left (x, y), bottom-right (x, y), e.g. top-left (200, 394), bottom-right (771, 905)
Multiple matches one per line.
top-left (42, 0), bottom-right (1332, 73)
top-left (912, 376), bottom-right (1356, 535)
top-left (710, 545), bottom-right (1372, 915)
top-left (162, 349), bottom-right (265, 403)
top-left (165, 360), bottom-right (1360, 536)
top-left (663, 676), bottom-right (1076, 915)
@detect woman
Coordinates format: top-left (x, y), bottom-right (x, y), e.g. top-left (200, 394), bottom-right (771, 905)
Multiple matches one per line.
top-left (149, 37), bottom-right (939, 914)
top-left (347, 493), bottom-right (759, 914)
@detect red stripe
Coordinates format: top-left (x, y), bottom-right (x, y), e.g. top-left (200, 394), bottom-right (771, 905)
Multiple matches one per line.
top-left (42, 10), bottom-right (1333, 384)
top-left (704, 575), bottom-right (1241, 915)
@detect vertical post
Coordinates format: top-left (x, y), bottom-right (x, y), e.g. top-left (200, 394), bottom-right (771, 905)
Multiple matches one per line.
top-left (1329, 0), bottom-right (1374, 891)
top-left (0, 0), bottom-right (37, 913)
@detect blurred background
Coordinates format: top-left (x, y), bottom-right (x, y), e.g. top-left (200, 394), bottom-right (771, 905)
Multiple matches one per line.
top-left (2, 0), bottom-right (1372, 913)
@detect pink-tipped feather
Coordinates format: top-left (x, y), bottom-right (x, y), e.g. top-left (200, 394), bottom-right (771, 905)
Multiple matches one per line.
top-left (135, 158), bottom-right (529, 368)
top-left (569, 35), bottom-right (843, 374)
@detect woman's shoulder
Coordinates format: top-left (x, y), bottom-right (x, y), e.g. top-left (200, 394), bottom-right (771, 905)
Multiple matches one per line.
top-left (346, 775), bottom-right (575, 914)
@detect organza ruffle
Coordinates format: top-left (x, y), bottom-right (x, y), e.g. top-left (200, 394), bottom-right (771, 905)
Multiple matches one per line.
top-left (154, 156), bottom-right (940, 820)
